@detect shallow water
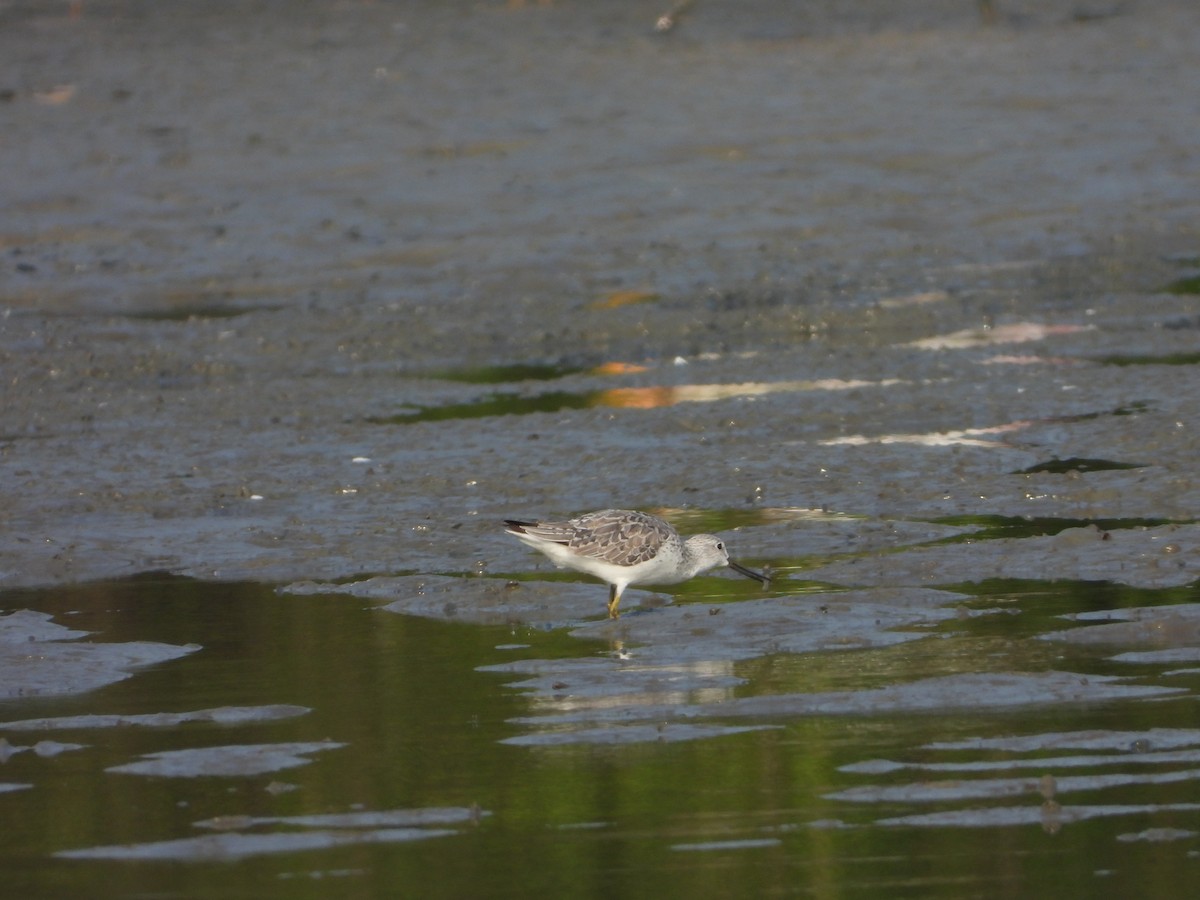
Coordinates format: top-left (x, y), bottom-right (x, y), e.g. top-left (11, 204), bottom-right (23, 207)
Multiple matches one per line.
top-left (3, 565), bottom-right (1199, 897)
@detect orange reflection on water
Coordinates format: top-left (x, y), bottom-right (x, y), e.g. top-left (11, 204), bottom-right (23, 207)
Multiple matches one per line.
top-left (596, 386), bottom-right (677, 409)
top-left (592, 378), bottom-right (903, 410)
top-left (591, 289), bottom-right (659, 311)
top-left (590, 361), bottom-right (650, 376)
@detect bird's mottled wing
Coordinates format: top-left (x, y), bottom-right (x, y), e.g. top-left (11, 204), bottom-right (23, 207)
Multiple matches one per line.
top-left (567, 510), bottom-right (672, 567)
top-left (504, 519), bottom-right (576, 544)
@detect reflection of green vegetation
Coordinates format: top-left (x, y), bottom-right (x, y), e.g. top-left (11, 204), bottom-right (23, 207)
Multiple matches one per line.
top-left (949, 576), bottom-right (1200, 610)
top-left (368, 391), bottom-right (595, 423)
top-left (426, 363), bottom-right (584, 384)
top-left (1095, 351), bottom-right (1200, 366)
top-left (125, 303), bottom-right (281, 321)
top-left (1163, 274), bottom-right (1200, 295)
top-left (939, 577), bottom-right (1200, 645)
top-left (663, 507), bottom-right (861, 534)
top-left (662, 507), bottom-right (770, 533)
top-left (926, 514), bottom-right (1190, 541)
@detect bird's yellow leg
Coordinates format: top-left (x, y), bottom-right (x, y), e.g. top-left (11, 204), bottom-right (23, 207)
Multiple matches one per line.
top-left (607, 584), bottom-right (621, 619)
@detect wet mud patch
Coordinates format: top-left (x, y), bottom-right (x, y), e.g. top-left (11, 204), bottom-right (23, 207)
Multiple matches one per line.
top-left (193, 806), bottom-right (489, 832)
top-left (801, 522), bottom-right (1199, 590)
top-left (1041, 601), bottom-right (1200, 649)
top-left (0, 738), bottom-right (85, 760)
top-left (566, 587), bottom-right (968, 662)
top-left (0, 704), bottom-right (311, 732)
top-left (671, 838), bottom-right (783, 852)
top-left (501, 722), bottom-right (780, 747)
top-left (824, 725), bottom-right (1200, 834)
top-left (507, 672), bottom-right (1182, 731)
top-left (105, 741), bottom-right (345, 778)
top-left (811, 733), bottom-right (1200, 842)
top-left (925, 728), bottom-right (1200, 754)
top-left (0, 609), bottom-right (199, 698)
top-left (829, 767), bottom-right (1200, 805)
top-left (57, 826), bottom-right (458, 863)
top-left (1117, 827), bottom-right (1199, 843)
top-left (874, 801), bottom-right (1200, 830)
top-left (56, 806), bottom-right (488, 862)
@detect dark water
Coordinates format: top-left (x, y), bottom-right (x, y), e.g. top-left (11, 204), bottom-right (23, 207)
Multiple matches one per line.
top-left (3, 572), bottom-right (1199, 898)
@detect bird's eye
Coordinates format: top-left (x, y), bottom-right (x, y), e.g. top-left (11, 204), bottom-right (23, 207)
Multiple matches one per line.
top-left (716, 542), bottom-right (725, 551)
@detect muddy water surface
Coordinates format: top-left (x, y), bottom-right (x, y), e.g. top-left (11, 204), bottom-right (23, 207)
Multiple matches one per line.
top-left (3, 0), bottom-right (1200, 896)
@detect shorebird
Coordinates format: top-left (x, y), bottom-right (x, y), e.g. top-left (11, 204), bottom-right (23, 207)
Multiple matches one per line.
top-left (504, 509), bottom-right (768, 618)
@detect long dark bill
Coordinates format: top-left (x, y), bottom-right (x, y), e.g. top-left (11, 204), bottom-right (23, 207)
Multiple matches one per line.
top-left (729, 559), bottom-right (770, 587)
